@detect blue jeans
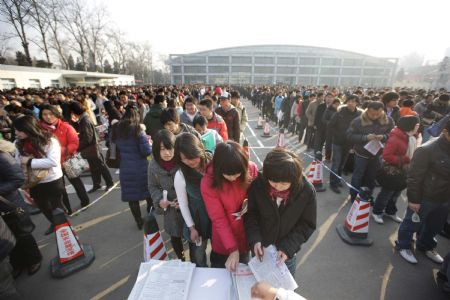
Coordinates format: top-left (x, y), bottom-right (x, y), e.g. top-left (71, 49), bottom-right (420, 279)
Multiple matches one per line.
top-left (372, 188), bottom-right (402, 215)
top-left (329, 144), bottom-right (349, 187)
top-left (189, 239), bottom-right (208, 267)
top-left (396, 201), bottom-right (449, 251)
top-left (349, 153), bottom-right (381, 201)
top-left (285, 254), bottom-right (297, 277)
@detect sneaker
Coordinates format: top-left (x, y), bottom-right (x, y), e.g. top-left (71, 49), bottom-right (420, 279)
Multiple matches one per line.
top-left (386, 214), bottom-right (403, 223)
top-left (425, 249), bottom-right (444, 264)
top-left (399, 249), bottom-right (418, 264)
top-left (372, 213), bottom-right (384, 224)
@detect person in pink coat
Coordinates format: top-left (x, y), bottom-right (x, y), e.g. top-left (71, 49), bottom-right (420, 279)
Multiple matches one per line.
top-left (201, 141), bottom-right (258, 271)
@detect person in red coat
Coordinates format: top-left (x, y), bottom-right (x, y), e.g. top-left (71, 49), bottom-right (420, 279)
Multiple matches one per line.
top-left (39, 104), bottom-right (90, 214)
top-left (201, 141), bottom-right (258, 271)
top-left (198, 98), bottom-right (228, 141)
top-left (372, 116), bottom-right (420, 224)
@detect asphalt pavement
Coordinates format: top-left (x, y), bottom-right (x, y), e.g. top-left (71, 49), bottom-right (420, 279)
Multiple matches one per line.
top-left (14, 98), bottom-right (449, 300)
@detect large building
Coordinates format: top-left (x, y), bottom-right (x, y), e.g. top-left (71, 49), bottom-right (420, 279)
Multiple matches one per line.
top-left (169, 45), bottom-right (398, 87)
top-left (0, 64), bottom-right (135, 89)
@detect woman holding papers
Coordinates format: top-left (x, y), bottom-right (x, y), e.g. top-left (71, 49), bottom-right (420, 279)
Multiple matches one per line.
top-left (148, 129), bottom-right (185, 260)
top-left (201, 141), bottom-right (258, 271)
top-left (244, 148), bottom-right (317, 276)
top-left (174, 133), bottom-right (212, 267)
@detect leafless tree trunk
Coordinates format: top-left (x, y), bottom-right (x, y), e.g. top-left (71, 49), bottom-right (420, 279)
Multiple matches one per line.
top-left (29, 0), bottom-right (51, 65)
top-left (0, 0), bottom-right (32, 65)
top-left (46, 0), bottom-right (69, 68)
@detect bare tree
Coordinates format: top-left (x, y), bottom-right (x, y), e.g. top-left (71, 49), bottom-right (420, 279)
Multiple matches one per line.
top-left (28, 0), bottom-right (51, 66)
top-left (105, 28), bottom-right (129, 72)
top-left (46, 0), bottom-right (69, 69)
top-left (83, 4), bottom-right (108, 71)
top-left (0, 0), bottom-right (32, 65)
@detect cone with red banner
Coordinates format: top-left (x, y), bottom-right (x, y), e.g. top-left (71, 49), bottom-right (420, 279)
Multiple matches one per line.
top-left (261, 118), bottom-right (272, 138)
top-left (143, 211), bottom-right (168, 261)
top-left (50, 208), bottom-right (95, 278)
top-left (276, 128), bottom-right (285, 148)
top-left (336, 187), bottom-right (373, 246)
top-left (256, 113), bottom-right (263, 129)
top-left (307, 160), bottom-right (326, 192)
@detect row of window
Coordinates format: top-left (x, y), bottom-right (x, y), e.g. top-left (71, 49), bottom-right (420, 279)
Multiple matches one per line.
top-left (0, 78), bottom-right (57, 89)
top-left (173, 75), bottom-right (389, 86)
top-left (174, 66), bottom-right (391, 76)
top-left (175, 56), bottom-right (391, 67)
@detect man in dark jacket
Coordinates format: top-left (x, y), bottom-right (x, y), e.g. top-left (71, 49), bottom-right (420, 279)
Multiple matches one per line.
top-left (346, 101), bottom-right (394, 201)
top-left (69, 101), bottom-right (113, 193)
top-left (143, 94), bottom-right (166, 138)
top-left (297, 95), bottom-right (310, 143)
top-left (328, 95), bottom-right (362, 193)
top-left (216, 92), bottom-right (240, 142)
top-left (382, 92), bottom-right (401, 125)
top-left (395, 119), bottom-right (450, 265)
top-left (313, 93), bottom-right (334, 158)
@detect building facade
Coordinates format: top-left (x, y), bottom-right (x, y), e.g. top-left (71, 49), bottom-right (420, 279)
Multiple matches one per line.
top-left (0, 64), bottom-right (135, 89)
top-left (169, 45), bottom-right (398, 87)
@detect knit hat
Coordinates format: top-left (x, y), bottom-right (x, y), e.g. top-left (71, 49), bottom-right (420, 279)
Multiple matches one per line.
top-left (397, 116), bottom-right (419, 132)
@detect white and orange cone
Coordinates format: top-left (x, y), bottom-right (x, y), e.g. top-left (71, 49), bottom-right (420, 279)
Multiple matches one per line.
top-left (307, 160), bottom-right (326, 192)
top-left (143, 211), bottom-right (168, 261)
top-left (261, 118), bottom-right (272, 137)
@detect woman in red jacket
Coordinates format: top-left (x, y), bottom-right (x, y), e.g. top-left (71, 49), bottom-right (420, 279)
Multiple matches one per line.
top-left (39, 104), bottom-right (90, 214)
top-left (372, 116), bottom-right (420, 224)
top-left (201, 141), bottom-right (258, 271)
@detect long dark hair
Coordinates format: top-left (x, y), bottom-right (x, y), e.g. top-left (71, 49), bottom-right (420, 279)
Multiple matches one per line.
top-left (114, 105), bottom-right (141, 140)
top-left (13, 115), bottom-right (53, 156)
top-left (212, 141), bottom-right (249, 189)
top-left (152, 129), bottom-right (175, 164)
top-left (174, 133), bottom-right (210, 184)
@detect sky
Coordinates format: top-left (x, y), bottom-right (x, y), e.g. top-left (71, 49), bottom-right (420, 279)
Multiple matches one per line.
top-left (105, 0), bottom-right (450, 65)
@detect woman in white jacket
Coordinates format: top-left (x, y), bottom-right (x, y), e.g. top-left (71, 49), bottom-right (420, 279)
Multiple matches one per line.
top-left (13, 115), bottom-right (64, 235)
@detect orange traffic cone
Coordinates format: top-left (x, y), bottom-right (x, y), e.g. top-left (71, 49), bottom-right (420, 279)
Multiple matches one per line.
top-left (256, 113), bottom-right (263, 129)
top-left (336, 187), bottom-right (373, 246)
top-left (307, 160), bottom-right (326, 192)
top-left (261, 118), bottom-right (272, 138)
top-left (143, 210), bottom-right (168, 261)
top-left (50, 208), bottom-right (95, 278)
top-left (276, 128), bottom-right (285, 148)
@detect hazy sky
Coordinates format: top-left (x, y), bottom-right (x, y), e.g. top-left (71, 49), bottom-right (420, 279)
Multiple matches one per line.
top-left (106, 0), bottom-right (449, 64)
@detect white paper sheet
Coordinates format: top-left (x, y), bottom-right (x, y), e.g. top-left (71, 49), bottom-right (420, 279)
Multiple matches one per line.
top-left (248, 245), bottom-right (298, 291)
top-left (232, 264), bottom-right (258, 300)
top-left (364, 140), bottom-right (384, 155)
top-left (187, 268), bottom-right (234, 300)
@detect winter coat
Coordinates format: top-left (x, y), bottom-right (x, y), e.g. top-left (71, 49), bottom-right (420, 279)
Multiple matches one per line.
top-left (40, 119), bottom-right (79, 163)
top-left (305, 99), bottom-right (323, 127)
top-left (116, 130), bottom-right (152, 202)
top-left (148, 160), bottom-right (183, 237)
top-left (328, 106), bottom-right (362, 146)
top-left (216, 105), bottom-right (240, 142)
top-left (180, 111), bottom-right (200, 127)
top-left (314, 103), bottom-right (328, 131)
top-left (382, 127), bottom-right (410, 166)
top-left (234, 102), bottom-right (248, 133)
top-left (201, 162), bottom-right (258, 255)
top-left (244, 175), bottom-right (317, 259)
top-left (77, 113), bottom-right (101, 159)
top-left (346, 110), bottom-right (394, 157)
top-left (407, 135), bottom-right (450, 205)
top-left (399, 107), bottom-right (417, 117)
top-left (0, 140), bottom-right (25, 211)
top-left (143, 105), bottom-right (164, 139)
top-left (0, 217), bottom-right (15, 262)
top-left (385, 106), bottom-right (400, 125)
top-left (207, 112), bottom-right (228, 141)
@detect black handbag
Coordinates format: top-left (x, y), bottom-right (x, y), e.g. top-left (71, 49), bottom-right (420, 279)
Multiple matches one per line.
top-left (376, 158), bottom-right (407, 191)
top-left (0, 195), bottom-right (36, 237)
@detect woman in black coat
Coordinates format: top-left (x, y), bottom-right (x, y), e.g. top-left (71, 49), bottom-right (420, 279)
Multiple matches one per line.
top-left (244, 148), bottom-right (317, 276)
top-left (0, 140), bottom-right (42, 278)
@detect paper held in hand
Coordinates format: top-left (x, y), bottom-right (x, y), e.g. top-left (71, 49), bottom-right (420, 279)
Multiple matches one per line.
top-left (248, 245), bottom-right (298, 291)
top-left (364, 140), bottom-right (384, 156)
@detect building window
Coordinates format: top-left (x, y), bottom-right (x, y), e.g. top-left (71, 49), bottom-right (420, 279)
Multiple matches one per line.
top-left (297, 76), bottom-right (317, 85)
top-left (232, 56), bottom-right (252, 64)
top-left (209, 75), bottom-right (229, 84)
top-left (1, 78), bottom-right (16, 89)
top-left (254, 76), bottom-right (274, 84)
top-left (321, 58), bottom-right (341, 66)
top-left (343, 58), bottom-right (363, 66)
top-left (341, 68), bottom-right (361, 76)
top-left (276, 76), bottom-right (295, 85)
top-left (172, 66), bottom-right (182, 73)
top-left (319, 77), bottom-right (339, 85)
top-left (340, 77), bottom-right (360, 86)
top-left (254, 57), bottom-right (274, 64)
top-left (231, 66), bottom-right (251, 73)
top-left (209, 66), bottom-right (229, 73)
top-left (320, 67), bottom-right (340, 75)
top-left (184, 75), bottom-right (206, 84)
top-left (298, 67), bottom-right (319, 75)
top-left (299, 57), bottom-right (319, 65)
top-left (51, 80), bottom-right (60, 88)
top-left (363, 68), bottom-right (385, 76)
top-left (173, 75), bottom-right (182, 84)
top-left (230, 76), bottom-right (251, 84)
top-left (277, 67), bottom-right (296, 74)
top-left (277, 57), bottom-right (297, 65)
top-left (29, 79), bottom-right (41, 88)
top-left (183, 56), bottom-right (206, 64)
top-left (254, 66), bottom-right (274, 74)
top-left (208, 56), bottom-right (229, 64)
top-left (184, 66), bottom-right (206, 73)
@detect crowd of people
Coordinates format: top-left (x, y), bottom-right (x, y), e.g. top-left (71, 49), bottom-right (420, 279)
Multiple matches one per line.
top-left (0, 83), bottom-right (449, 299)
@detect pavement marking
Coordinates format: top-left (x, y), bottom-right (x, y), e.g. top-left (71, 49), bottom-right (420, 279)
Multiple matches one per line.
top-left (379, 263), bottom-right (394, 300)
top-left (247, 125), bottom-right (264, 147)
top-left (70, 181), bottom-right (121, 217)
top-left (73, 211), bottom-right (123, 232)
top-left (90, 275), bottom-right (131, 300)
top-left (99, 241), bottom-right (143, 269)
top-left (296, 197), bottom-right (349, 269)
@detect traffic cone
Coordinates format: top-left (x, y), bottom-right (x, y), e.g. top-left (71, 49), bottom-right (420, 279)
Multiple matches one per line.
top-left (261, 118), bottom-right (272, 138)
top-left (256, 113), bottom-right (263, 129)
top-left (243, 138), bottom-right (249, 159)
top-left (336, 187), bottom-right (373, 246)
top-left (307, 160), bottom-right (326, 192)
top-left (276, 128), bottom-right (285, 148)
top-left (50, 208), bottom-right (95, 278)
top-left (143, 211), bottom-right (168, 261)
